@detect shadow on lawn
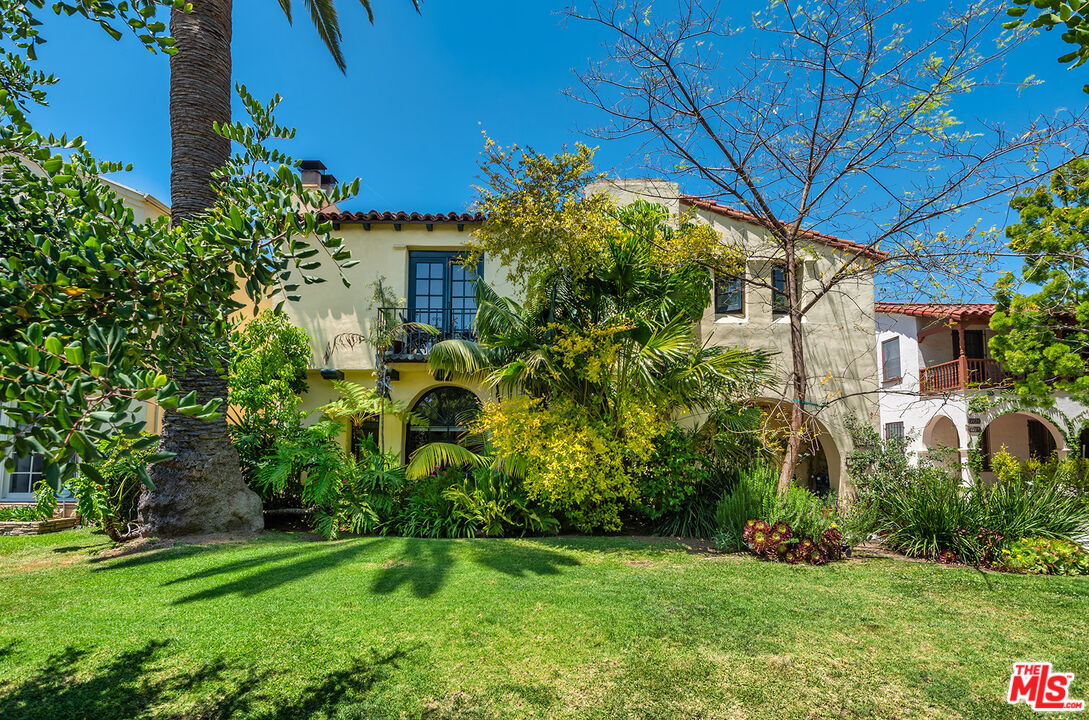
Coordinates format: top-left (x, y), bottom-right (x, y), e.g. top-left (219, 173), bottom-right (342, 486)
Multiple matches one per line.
top-left (169, 540), bottom-right (385, 605)
top-left (371, 538), bottom-right (582, 598)
top-left (0, 639), bottom-right (408, 720)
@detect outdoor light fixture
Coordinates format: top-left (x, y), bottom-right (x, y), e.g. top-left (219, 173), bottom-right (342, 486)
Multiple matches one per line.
top-left (320, 368), bottom-right (344, 381)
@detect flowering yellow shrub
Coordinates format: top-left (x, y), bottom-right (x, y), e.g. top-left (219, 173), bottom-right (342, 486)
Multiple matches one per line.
top-left (548, 323), bottom-right (623, 385)
top-left (473, 397), bottom-right (667, 531)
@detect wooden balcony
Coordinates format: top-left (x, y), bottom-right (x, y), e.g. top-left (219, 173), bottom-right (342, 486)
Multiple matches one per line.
top-left (919, 357), bottom-right (1013, 394)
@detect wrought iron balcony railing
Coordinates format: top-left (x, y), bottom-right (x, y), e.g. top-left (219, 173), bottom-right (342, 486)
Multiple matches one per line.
top-left (376, 306), bottom-right (475, 361)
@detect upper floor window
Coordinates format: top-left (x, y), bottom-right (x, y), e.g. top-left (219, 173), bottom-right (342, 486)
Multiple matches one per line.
top-left (771, 265), bottom-right (788, 315)
top-left (714, 272), bottom-right (744, 315)
top-left (881, 337), bottom-right (902, 382)
top-left (408, 251), bottom-right (482, 340)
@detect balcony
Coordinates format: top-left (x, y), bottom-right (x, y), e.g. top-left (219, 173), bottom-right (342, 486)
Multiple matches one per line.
top-left (920, 357), bottom-right (1013, 394)
top-left (377, 306), bottom-right (475, 362)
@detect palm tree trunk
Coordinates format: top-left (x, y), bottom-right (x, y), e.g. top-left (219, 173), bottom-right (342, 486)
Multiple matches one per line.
top-left (139, 0), bottom-right (263, 536)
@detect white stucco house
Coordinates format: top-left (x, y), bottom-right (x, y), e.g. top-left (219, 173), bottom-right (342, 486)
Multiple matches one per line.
top-left (875, 302), bottom-right (1089, 480)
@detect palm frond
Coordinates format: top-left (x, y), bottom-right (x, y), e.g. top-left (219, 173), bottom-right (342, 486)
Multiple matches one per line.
top-left (405, 442), bottom-right (488, 480)
top-left (428, 338), bottom-right (493, 377)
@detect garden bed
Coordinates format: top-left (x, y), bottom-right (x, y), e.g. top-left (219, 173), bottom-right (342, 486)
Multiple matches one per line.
top-left (0, 517), bottom-right (79, 536)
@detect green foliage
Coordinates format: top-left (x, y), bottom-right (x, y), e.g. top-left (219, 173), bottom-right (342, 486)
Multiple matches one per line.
top-left (442, 468), bottom-right (560, 538)
top-left (0, 0), bottom-right (361, 495)
top-left (767, 484), bottom-right (839, 546)
top-left (1005, 0), bottom-right (1089, 93)
top-left (990, 159), bottom-right (1089, 406)
top-left (70, 433), bottom-right (155, 534)
top-left (228, 310), bottom-right (311, 483)
top-left (845, 418), bottom-right (1089, 566)
top-left (430, 175), bottom-right (769, 531)
top-left (714, 464), bottom-right (777, 552)
top-left (254, 421), bottom-right (374, 540)
top-left (635, 426), bottom-right (708, 521)
top-left (0, 480), bottom-right (56, 521)
top-left (1003, 537), bottom-right (1089, 575)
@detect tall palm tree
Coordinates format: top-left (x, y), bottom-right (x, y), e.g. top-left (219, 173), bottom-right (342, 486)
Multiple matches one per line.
top-left (139, 0), bottom-right (418, 537)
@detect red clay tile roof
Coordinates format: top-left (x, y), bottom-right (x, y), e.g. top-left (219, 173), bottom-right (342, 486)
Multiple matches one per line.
top-left (874, 302), bottom-right (997, 321)
top-left (318, 210), bottom-right (484, 224)
top-left (679, 195), bottom-right (888, 261)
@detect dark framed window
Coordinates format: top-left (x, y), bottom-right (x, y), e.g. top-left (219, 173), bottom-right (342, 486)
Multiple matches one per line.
top-left (7, 452), bottom-right (43, 495)
top-left (351, 418), bottom-right (380, 461)
top-left (408, 251), bottom-right (483, 340)
top-left (884, 422), bottom-right (905, 441)
top-left (1027, 419), bottom-right (1057, 460)
top-left (881, 337), bottom-right (902, 382)
top-left (771, 265), bottom-right (788, 315)
top-left (404, 386), bottom-right (481, 459)
top-left (771, 264), bottom-right (803, 315)
top-left (714, 272), bottom-right (744, 315)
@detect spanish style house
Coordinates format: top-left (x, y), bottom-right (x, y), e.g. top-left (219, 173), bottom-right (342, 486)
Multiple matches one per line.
top-left (272, 172), bottom-right (883, 494)
top-left (875, 302), bottom-right (1089, 480)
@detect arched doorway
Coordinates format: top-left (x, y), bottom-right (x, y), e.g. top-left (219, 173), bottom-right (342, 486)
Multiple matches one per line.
top-left (405, 386), bottom-right (482, 459)
top-left (750, 399), bottom-right (841, 494)
top-left (921, 414), bottom-right (963, 476)
top-left (979, 411), bottom-right (1065, 472)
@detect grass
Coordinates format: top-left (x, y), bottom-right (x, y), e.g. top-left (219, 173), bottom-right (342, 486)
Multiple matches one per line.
top-left (0, 530), bottom-right (1087, 720)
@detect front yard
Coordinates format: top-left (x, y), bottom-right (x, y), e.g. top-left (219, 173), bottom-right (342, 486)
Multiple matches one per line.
top-left (1, 530), bottom-right (1086, 720)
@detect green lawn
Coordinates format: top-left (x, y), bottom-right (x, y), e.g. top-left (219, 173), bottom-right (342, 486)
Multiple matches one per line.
top-left (0, 530), bottom-right (1086, 720)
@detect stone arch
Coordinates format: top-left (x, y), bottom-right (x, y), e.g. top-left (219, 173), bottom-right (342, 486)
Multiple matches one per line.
top-left (748, 397), bottom-right (842, 494)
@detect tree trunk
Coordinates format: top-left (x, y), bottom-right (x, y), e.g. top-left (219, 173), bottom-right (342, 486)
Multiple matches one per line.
top-left (777, 242), bottom-right (808, 495)
top-left (139, 0), bottom-right (263, 537)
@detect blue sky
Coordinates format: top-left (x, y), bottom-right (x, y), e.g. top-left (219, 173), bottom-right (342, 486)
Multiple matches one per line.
top-left (31, 1), bottom-right (1088, 231)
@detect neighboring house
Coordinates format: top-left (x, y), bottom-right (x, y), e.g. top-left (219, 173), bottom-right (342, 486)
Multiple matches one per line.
top-left (0, 178), bottom-right (169, 507)
top-left (875, 302), bottom-right (1089, 481)
top-left (274, 172), bottom-right (882, 494)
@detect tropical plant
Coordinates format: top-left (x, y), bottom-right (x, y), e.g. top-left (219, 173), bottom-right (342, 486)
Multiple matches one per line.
top-left (426, 199), bottom-right (770, 530)
top-left (443, 468), bottom-right (560, 538)
top-left (714, 464), bottom-right (778, 552)
top-left (70, 434), bottom-right (156, 541)
top-left (228, 310), bottom-right (311, 482)
top-left (254, 420), bottom-right (374, 540)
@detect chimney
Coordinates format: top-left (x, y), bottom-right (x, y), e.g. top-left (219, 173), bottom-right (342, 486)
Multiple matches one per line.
top-left (300, 160), bottom-right (327, 189)
top-left (319, 172), bottom-right (338, 196)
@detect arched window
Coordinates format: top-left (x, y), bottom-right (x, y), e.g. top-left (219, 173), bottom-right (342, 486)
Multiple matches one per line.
top-left (405, 387), bottom-right (481, 459)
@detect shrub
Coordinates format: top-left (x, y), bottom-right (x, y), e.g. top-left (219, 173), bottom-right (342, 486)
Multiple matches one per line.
top-left (228, 310), bottom-right (311, 488)
top-left (443, 468), bottom-right (560, 537)
top-left (713, 464), bottom-right (777, 551)
top-left (255, 421), bottom-right (376, 539)
top-left (474, 397), bottom-right (666, 532)
top-left (636, 426), bottom-right (707, 521)
top-left (0, 481), bottom-right (57, 521)
top-left (393, 467), bottom-right (475, 539)
top-left (1003, 538), bottom-right (1089, 576)
top-left (69, 433), bottom-right (154, 537)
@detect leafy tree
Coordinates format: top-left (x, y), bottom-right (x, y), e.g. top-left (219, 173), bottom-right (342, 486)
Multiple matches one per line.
top-left (0, 1), bottom-right (358, 537)
top-left (427, 196), bottom-right (771, 530)
top-left (990, 158), bottom-right (1089, 406)
top-left (1005, 0), bottom-right (1089, 92)
top-left (565, 0), bottom-right (1086, 493)
top-left (228, 310), bottom-right (311, 481)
